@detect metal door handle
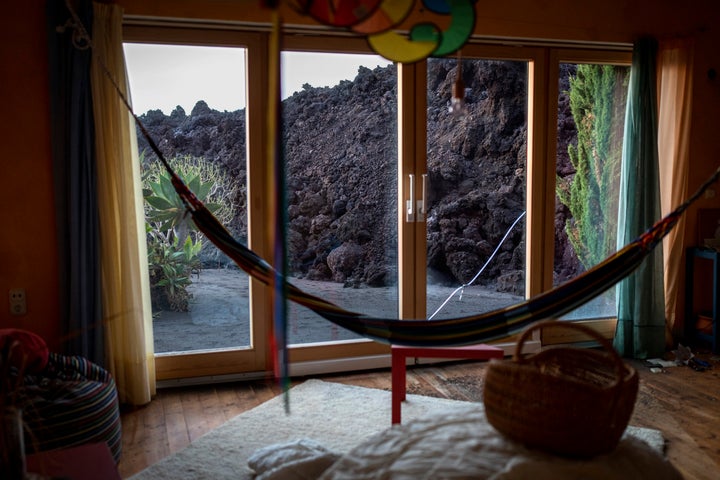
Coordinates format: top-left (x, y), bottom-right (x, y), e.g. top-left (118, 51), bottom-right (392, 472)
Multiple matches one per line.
top-left (406, 174), bottom-right (415, 222)
top-left (418, 173), bottom-right (428, 222)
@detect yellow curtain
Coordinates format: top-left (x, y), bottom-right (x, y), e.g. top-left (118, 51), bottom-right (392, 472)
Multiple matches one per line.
top-left (90, 2), bottom-right (156, 405)
top-left (657, 38), bottom-right (694, 348)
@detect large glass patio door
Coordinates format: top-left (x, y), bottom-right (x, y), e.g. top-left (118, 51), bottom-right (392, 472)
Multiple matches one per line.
top-left (424, 54), bottom-right (528, 324)
top-left (395, 47), bottom-right (540, 356)
top-left (123, 27), bottom-right (273, 381)
top-left (281, 50), bottom-right (397, 346)
top-left (124, 29), bottom-right (399, 380)
top-left (124, 23), bottom-right (632, 381)
top-left (418, 46), bottom-right (631, 350)
top-left (280, 40), bottom-right (399, 371)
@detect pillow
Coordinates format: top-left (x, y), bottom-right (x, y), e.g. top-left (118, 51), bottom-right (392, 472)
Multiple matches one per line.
top-left (249, 438), bottom-right (340, 480)
top-left (0, 328), bottom-right (49, 373)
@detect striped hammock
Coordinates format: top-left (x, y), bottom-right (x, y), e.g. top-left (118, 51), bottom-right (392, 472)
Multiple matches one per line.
top-left (138, 113), bottom-right (718, 346)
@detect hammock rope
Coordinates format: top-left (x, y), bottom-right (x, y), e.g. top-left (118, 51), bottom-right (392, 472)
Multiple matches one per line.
top-left (62, 0), bottom-right (720, 347)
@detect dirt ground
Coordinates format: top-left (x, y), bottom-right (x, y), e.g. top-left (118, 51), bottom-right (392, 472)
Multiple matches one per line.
top-left (152, 268), bottom-right (526, 353)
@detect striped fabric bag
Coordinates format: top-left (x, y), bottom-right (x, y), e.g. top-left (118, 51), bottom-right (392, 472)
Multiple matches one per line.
top-left (20, 353), bottom-right (122, 463)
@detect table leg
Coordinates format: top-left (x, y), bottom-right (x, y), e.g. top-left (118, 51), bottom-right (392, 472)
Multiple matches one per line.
top-left (391, 349), bottom-right (406, 424)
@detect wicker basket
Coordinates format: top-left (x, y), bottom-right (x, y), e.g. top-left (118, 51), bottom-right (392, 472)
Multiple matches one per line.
top-left (483, 320), bottom-right (639, 458)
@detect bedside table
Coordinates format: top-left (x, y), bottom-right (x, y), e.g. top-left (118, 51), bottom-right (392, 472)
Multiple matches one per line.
top-left (684, 247), bottom-right (719, 353)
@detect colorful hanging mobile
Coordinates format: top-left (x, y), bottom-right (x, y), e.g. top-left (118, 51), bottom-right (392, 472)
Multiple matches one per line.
top-left (291, 0), bottom-right (477, 63)
top-left (293, 0), bottom-right (384, 27)
top-left (351, 0), bottom-right (414, 34)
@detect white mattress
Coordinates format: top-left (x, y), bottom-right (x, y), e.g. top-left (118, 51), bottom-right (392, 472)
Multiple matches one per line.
top-left (250, 408), bottom-right (682, 480)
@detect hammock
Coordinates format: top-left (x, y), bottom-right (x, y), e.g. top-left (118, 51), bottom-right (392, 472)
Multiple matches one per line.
top-left (166, 163), bottom-right (718, 347)
top-left (123, 57), bottom-right (717, 347)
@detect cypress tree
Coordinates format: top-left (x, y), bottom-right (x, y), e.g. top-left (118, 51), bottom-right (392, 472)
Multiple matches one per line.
top-left (558, 64), bottom-right (628, 270)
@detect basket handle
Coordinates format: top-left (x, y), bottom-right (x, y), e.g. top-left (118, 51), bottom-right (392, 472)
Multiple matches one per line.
top-left (513, 319), bottom-right (628, 384)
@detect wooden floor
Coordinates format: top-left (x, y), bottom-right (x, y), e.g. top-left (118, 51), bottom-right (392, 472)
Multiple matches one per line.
top-left (118, 350), bottom-right (720, 479)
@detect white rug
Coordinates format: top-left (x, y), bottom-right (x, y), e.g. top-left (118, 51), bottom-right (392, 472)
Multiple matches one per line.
top-left (130, 379), bottom-right (664, 480)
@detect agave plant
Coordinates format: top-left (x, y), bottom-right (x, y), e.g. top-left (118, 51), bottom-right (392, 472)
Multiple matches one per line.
top-left (142, 155), bottom-right (233, 312)
top-left (144, 168), bottom-right (223, 246)
top-left (146, 226), bottom-right (202, 312)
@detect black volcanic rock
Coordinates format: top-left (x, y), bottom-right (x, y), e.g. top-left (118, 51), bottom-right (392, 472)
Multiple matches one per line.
top-left (137, 62), bottom-right (580, 292)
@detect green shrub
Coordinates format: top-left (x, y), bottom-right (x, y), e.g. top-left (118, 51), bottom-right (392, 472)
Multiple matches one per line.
top-left (146, 227), bottom-right (201, 312)
top-left (142, 154), bottom-right (237, 312)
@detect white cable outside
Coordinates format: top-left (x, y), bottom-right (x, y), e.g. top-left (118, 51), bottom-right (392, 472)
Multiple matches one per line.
top-left (428, 210), bottom-right (526, 320)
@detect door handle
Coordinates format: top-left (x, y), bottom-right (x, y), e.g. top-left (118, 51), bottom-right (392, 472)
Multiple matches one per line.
top-left (406, 174), bottom-right (415, 222)
top-left (406, 173), bottom-right (428, 223)
top-left (418, 173), bottom-right (427, 222)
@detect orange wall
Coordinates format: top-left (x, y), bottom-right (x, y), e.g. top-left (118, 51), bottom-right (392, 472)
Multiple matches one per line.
top-left (0, 1), bottom-right (60, 345)
top-left (1, 0), bottom-right (719, 346)
top-left (687, 29), bottom-right (720, 247)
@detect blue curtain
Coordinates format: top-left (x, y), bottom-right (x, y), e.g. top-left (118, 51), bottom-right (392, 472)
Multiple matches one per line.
top-left (46, 0), bottom-right (104, 364)
top-left (614, 38), bottom-right (666, 359)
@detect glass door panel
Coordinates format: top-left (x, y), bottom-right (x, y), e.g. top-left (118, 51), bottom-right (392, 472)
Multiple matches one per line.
top-left (281, 51), bottom-right (398, 344)
top-left (425, 57), bottom-right (528, 320)
top-left (554, 62), bottom-right (630, 320)
top-left (124, 43), bottom-right (253, 353)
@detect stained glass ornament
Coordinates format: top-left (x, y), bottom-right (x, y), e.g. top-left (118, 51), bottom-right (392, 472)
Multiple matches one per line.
top-left (294, 0), bottom-right (383, 27)
top-left (352, 0), bottom-right (414, 34)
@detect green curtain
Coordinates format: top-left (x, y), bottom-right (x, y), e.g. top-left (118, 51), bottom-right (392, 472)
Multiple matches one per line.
top-left (614, 38), bottom-right (666, 358)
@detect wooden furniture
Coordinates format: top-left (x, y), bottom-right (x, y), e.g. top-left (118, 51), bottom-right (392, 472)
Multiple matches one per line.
top-left (684, 247), bottom-right (719, 353)
top-left (391, 344), bottom-right (504, 424)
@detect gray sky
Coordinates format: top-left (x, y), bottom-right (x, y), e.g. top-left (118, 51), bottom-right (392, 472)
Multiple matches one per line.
top-left (123, 44), bottom-right (392, 115)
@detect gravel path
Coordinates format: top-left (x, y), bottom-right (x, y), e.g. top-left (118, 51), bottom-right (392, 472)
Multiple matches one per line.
top-left (151, 268), bottom-right (525, 353)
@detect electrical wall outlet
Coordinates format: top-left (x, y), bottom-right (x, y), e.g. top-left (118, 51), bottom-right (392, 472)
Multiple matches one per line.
top-left (9, 288), bottom-right (27, 315)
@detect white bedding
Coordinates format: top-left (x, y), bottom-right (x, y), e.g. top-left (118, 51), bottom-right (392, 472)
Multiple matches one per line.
top-left (250, 408), bottom-right (682, 480)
